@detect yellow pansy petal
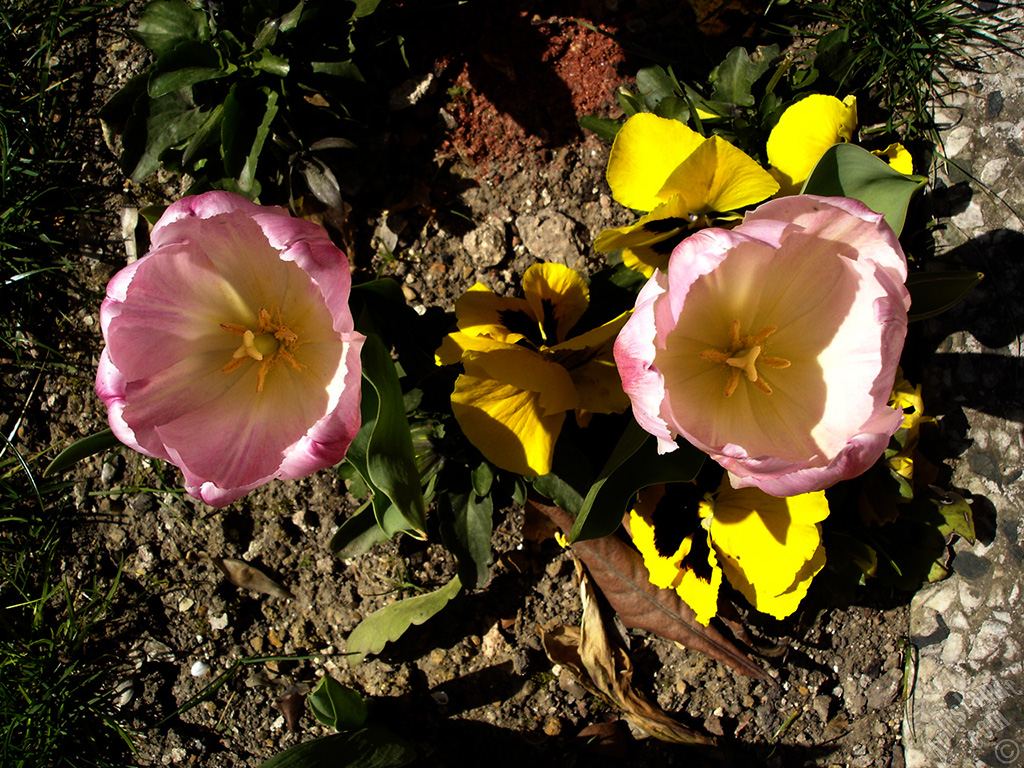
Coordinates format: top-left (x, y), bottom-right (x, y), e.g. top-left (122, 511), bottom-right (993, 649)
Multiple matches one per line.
top-left (872, 142), bottom-right (914, 175)
top-left (463, 348), bottom-right (579, 415)
top-left (435, 331), bottom-right (517, 366)
top-left (522, 263), bottom-right (589, 344)
top-left (629, 508), bottom-right (689, 589)
top-left (629, 485), bottom-right (722, 625)
top-left (767, 94), bottom-right (858, 194)
top-left (569, 358), bottom-right (631, 414)
top-left (721, 545), bottom-right (826, 622)
top-left (702, 482), bottom-right (829, 620)
top-left (606, 113), bottom-right (706, 212)
top-left (594, 195), bottom-right (692, 277)
top-left (454, 283), bottom-right (534, 344)
top-left (451, 374), bottom-right (565, 476)
top-left (658, 136), bottom-right (779, 215)
top-left (677, 536), bottom-right (722, 626)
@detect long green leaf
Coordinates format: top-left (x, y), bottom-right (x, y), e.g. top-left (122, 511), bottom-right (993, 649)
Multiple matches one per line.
top-left (439, 484), bottom-right (493, 590)
top-left (360, 334), bottom-right (427, 538)
top-left (44, 430), bottom-right (119, 476)
top-left (307, 677), bottom-right (368, 731)
top-left (802, 143), bottom-right (926, 236)
top-left (330, 500), bottom-right (390, 559)
top-left (255, 727), bottom-right (416, 768)
top-left (122, 90), bottom-right (209, 182)
top-left (221, 84), bottom-right (279, 195)
top-left (907, 270), bottom-right (983, 321)
top-left (346, 576), bottom-right (462, 664)
top-left (572, 437), bottom-right (706, 542)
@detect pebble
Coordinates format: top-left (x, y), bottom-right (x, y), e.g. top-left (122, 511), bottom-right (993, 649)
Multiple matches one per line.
top-left (190, 660), bottom-right (210, 677)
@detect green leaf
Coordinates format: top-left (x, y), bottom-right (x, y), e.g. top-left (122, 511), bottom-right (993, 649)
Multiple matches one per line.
top-left (357, 334), bottom-right (428, 538)
top-left (802, 143), bottom-right (926, 236)
top-left (330, 501), bottom-right (390, 559)
top-left (312, 60), bottom-right (364, 80)
top-left (346, 576), bottom-right (462, 664)
top-left (568, 420), bottom-right (647, 541)
top-left (439, 484), bottom-right (493, 590)
top-left (148, 41), bottom-right (229, 98)
top-left (636, 66), bottom-right (678, 111)
top-left (352, 0), bottom-right (383, 18)
top-left (221, 84), bottom-right (279, 196)
top-left (578, 114), bottom-right (621, 143)
top-left (44, 429), bottom-right (120, 476)
top-left (652, 95), bottom-right (690, 122)
top-left (251, 51), bottom-right (290, 77)
top-left (709, 45), bottom-right (778, 107)
top-left (308, 677), bottom-right (368, 731)
top-left (134, 0), bottom-right (210, 58)
top-left (255, 727), bottom-right (416, 768)
top-left (121, 90), bottom-right (210, 182)
top-left (181, 102), bottom-right (225, 169)
top-left (933, 489), bottom-right (976, 544)
top-left (907, 270), bottom-right (983, 321)
top-left (470, 462), bottom-right (493, 497)
top-left (572, 434), bottom-right (706, 542)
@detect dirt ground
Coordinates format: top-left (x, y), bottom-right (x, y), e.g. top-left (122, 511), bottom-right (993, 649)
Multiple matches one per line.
top-left (41, 1), bottom-right (920, 765)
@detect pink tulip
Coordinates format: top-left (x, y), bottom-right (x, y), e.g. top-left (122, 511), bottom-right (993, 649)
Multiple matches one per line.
top-left (614, 195), bottom-right (910, 496)
top-left (96, 191), bottom-right (364, 506)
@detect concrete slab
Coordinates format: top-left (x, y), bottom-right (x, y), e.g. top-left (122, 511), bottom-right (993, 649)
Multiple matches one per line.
top-left (904, 6), bottom-right (1024, 767)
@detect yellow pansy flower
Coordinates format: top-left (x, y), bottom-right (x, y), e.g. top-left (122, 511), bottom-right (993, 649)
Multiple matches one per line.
top-left (630, 476), bottom-right (829, 624)
top-left (767, 94), bottom-right (858, 195)
top-left (596, 113), bottom-right (779, 277)
top-left (872, 142), bottom-right (914, 175)
top-left (437, 263), bottom-right (630, 476)
top-left (885, 369), bottom-right (931, 482)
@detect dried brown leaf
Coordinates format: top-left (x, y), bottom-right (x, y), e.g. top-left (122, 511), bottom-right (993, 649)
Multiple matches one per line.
top-left (529, 499), bottom-right (767, 680)
top-left (212, 557), bottom-right (293, 599)
top-left (541, 564), bottom-right (714, 745)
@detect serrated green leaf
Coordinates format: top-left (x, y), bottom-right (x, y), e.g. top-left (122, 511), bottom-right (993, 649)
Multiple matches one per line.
top-left (148, 41), bottom-right (229, 98)
top-left (579, 114), bottom-right (621, 143)
top-left (709, 45), bottom-right (778, 107)
top-left (802, 143), bottom-right (926, 236)
top-left (636, 66), bottom-right (678, 111)
top-left (181, 102), bottom-right (225, 169)
top-left (255, 727), bottom-right (416, 768)
top-left (134, 0), bottom-right (210, 58)
top-left (221, 84), bottom-right (279, 195)
top-left (652, 96), bottom-right (690, 122)
top-left (308, 677), bottom-right (368, 731)
top-left (907, 270), bottom-right (983, 321)
top-left (44, 429), bottom-right (119, 476)
top-left (346, 576), bottom-right (462, 664)
top-left (121, 90), bottom-right (210, 182)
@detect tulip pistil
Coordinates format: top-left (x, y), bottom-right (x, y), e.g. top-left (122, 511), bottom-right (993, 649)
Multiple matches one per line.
top-left (699, 320), bottom-right (790, 397)
top-left (220, 308), bottom-right (306, 391)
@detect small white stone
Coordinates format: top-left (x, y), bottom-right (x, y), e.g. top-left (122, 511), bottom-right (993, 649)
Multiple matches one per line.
top-left (210, 613), bottom-right (229, 631)
top-left (980, 157), bottom-right (1008, 185)
top-left (941, 633), bottom-right (964, 666)
top-left (943, 125), bottom-right (973, 157)
top-left (190, 661), bottom-right (210, 677)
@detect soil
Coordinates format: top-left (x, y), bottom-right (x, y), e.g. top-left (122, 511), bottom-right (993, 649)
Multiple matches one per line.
top-left (29, 1), bottom-right (916, 766)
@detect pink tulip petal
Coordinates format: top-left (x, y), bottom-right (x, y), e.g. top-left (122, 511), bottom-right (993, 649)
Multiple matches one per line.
top-left (616, 195), bottom-right (909, 495)
top-left (95, 191), bottom-right (362, 506)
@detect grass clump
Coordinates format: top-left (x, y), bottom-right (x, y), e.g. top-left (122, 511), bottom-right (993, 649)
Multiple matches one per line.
top-left (0, 445), bottom-right (135, 767)
top-left (795, 0), bottom-right (1022, 137)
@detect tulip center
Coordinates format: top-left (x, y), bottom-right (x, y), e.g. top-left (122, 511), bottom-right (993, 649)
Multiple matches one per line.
top-left (699, 319), bottom-right (791, 397)
top-left (220, 308), bottom-right (306, 392)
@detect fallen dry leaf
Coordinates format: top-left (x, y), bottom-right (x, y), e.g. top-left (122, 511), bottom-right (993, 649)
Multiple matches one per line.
top-left (542, 562), bottom-right (714, 745)
top-left (211, 557), bottom-right (293, 599)
top-left (529, 498), bottom-right (767, 680)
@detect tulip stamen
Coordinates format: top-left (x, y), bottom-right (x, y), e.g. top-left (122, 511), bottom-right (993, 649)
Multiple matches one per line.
top-left (220, 308), bottom-right (306, 391)
top-left (700, 320), bottom-right (790, 397)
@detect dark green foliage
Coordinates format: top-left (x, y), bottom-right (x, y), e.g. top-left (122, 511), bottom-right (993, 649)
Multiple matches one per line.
top-left (99, 0), bottom-right (400, 202)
